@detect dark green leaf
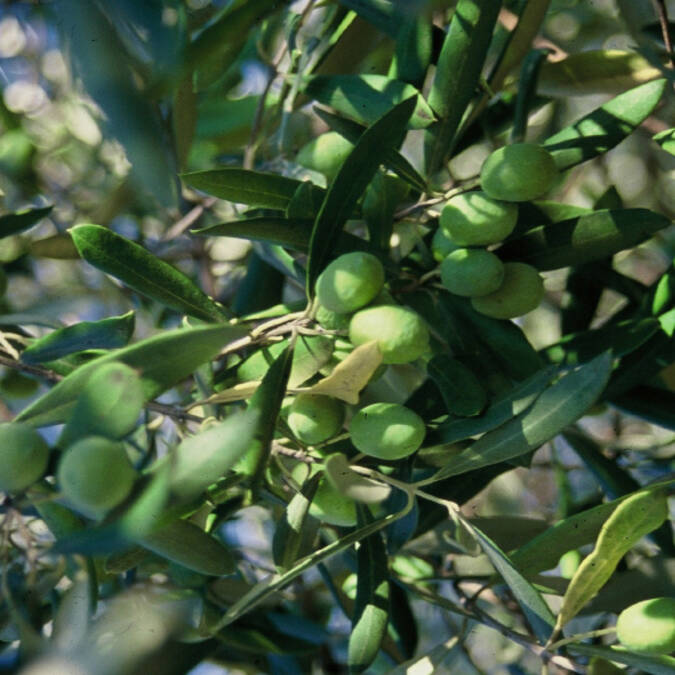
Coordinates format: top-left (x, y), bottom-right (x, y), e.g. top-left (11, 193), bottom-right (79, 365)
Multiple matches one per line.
top-left (272, 474), bottom-right (321, 572)
top-left (426, 0), bottom-right (502, 172)
top-left (138, 518), bottom-right (236, 576)
top-left (497, 208), bottom-right (672, 271)
top-left (387, 582), bottom-right (418, 659)
top-left (16, 322), bottom-right (246, 427)
top-left (240, 343), bottom-right (295, 491)
top-left (70, 224), bottom-right (227, 322)
top-left (313, 106), bottom-right (426, 192)
top-left (429, 353), bottom-right (613, 482)
top-left (336, 0), bottom-right (404, 38)
top-left (0, 205), bottom-right (52, 239)
top-left (182, 169), bottom-right (325, 210)
top-left (306, 97), bottom-right (417, 295)
top-left (299, 74), bottom-right (434, 129)
top-left (464, 519), bottom-right (555, 643)
top-left (610, 385), bottom-right (675, 431)
top-left (286, 181), bottom-right (324, 221)
top-left (543, 78), bottom-right (667, 170)
top-left (427, 355), bottom-right (487, 417)
top-left (192, 216), bottom-right (313, 251)
top-left (21, 311), bottom-right (135, 365)
top-left (542, 318), bottom-right (659, 365)
top-left (392, 14), bottom-right (432, 87)
top-left (511, 48), bottom-right (549, 143)
top-left (435, 365), bottom-right (557, 444)
top-left (567, 644), bottom-right (675, 675)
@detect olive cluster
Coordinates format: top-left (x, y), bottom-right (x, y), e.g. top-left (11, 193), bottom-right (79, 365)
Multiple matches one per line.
top-left (434, 143), bottom-right (556, 319)
top-left (284, 251), bottom-right (430, 526)
top-left (0, 362), bottom-right (140, 518)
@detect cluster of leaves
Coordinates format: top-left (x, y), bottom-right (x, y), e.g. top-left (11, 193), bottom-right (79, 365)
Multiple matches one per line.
top-left (0, 1), bottom-right (674, 674)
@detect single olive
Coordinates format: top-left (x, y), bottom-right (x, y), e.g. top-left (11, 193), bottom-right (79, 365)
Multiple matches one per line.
top-left (57, 436), bottom-right (136, 517)
top-left (471, 262), bottom-right (544, 319)
top-left (440, 248), bottom-right (505, 297)
top-left (431, 227), bottom-right (460, 262)
top-left (349, 305), bottom-right (429, 364)
top-left (297, 131), bottom-right (354, 180)
top-left (480, 143), bottom-right (558, 202)
top-left (616, 597), bottom-right (675, 654)
top-left (440, 191), bottom-right (518, 246)
top-left (349, 402), bottom-right (426, 460)
top-left (288, 393), bottom-right (345, 445)
top-left (315, 304), bottom-right (351, 331)
top-left (316, 251), bottom-right (385, 314)
top-left (0, 422), bottom-right (49, 493)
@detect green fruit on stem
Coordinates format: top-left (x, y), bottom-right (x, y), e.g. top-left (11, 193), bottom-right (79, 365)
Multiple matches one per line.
top-left (440, 248), bottom-right (505, 297)
top-left (615, 597), bottom-right (675, 654)
top-left (297, 131), bottom-right (354, 180)
top-left (288, 393), bottom-right (345, 445)
top-left (350, 402), bottom-right (425, 460)
top-left (316, 251), bottom-right (385, 314)
top-left (471, 262), bottom-right (544, 319)
top-left (480, 143), bottom-right (558, 202)
top-left (431, 227), bottom-right (459, 262)
top-left (349, 305), bottom-right (429, 364)
top-left (0, 422), bottom-right (49, 493)
top-left (57, 436), bottom-right (136, 517)
top-left (440, 191), bottom-right (518, 246)
top-left (315, 304), bottom-right (351, 331)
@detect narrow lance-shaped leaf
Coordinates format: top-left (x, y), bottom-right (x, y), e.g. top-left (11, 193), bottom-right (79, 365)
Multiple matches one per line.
top-left (567, 644), bottom-right (675, 675)
top-left (0, 205), bottom-right (52, 239)
top-left (543, 78), bottom-right (667, 170)
top-left (16, 322), bottom-right (246, 427)
top-left (427, 355), bottom-right (487, 417)
top-left (348, 505), bottom-right (390, 673)
top-left (306, 97), bottom-right (417, 295)
top-left (461, 517), bottom-right (556, 644)
top-left (426, 0), bottom-right (502, 173)
top-left (21, 311), bottom-right (135, 365)
top-left (299, 74), bottom-right (434, 129)
top-left (313, 106), bottom-right (426, 192)
top-left (239, 343), bottom-right (295, 492)
top-left (272, 473), bottom-right (321, 572)
top-left (497, 208), bottom-right (672, 271)
top-left (554, 487), bottom-right (668, 633)
top-left (182, 168), bottom-right (325, 210)
top-left (70, 224), bottom-right (227, 322)
top-left (428, 352), bottom-right (613, 482)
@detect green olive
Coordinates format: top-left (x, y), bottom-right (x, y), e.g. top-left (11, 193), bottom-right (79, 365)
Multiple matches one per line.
top-left (440, 191), bottom-right (518, 246)
top-left (480, 143), bottom-right (558, 202)
top-left (431, 227), bottom-right (460, 262)
top-left (315, 304), bottom-right (351, 331)
top-left (287, 393), bottom-right (345, 445)
top-left (471, 262), bottom-right (544, 319)
top-left (616, 597), bottom-right (675, 654)
top-left (297, 131), bottom-right (354, 180)
top-left (349, 305), bottom-right (429, 365)
top-left (0, 422), bottom-right (49, 493)
top-left (440, 248), bottom-right (505, 297)
top-left (57, 436), bottom-right (136, 517)
top-left (349, 402), bottom-right (425, 460)
top-left (316, 252), bottom-right (385, 314)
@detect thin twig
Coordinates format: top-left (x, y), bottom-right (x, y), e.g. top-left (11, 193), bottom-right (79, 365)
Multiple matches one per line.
top-left (652, 0), bottom-right (674, 69)
top-left (163, 197), bottom-right (217, 241)
top-left (0, 355), bottom-right (61, 383)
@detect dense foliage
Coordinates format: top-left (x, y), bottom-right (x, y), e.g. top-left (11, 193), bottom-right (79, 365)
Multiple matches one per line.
top-left (0, 1), bottom-right (674, 673)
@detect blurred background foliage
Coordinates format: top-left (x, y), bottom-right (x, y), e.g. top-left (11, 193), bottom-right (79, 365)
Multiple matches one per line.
top-left (0, 0), bottom-right (673, 673)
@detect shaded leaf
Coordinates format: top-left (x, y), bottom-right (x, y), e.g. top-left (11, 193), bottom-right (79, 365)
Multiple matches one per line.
top-left (497, 208), bottom-right (672, 271)
top-left (182, 169), bottom-right (325, 210)
top-left (539, 50), bottom-right (662, 97)
top-left (567, 644), bottom-right (675, 675)
top-left (610, 385), bottom-right (675, 431)
top-left (299, 74), bottom-right (434, 129)
top-left (426, 0), bottom-right (502, 172)
top-left (554, 488), bottom-right (668, 631)
top-left (429, 353), bottom-right (612, 482)
top-left (21, 311), bottom-right (135, 365)
top-left (543, 79), bottom-right (667, 170)
top-left (70, 224), bottom-right (227, 322)
top-left (16, 322), bottom-right (246, 427)
top-left (427, 355), bottom-right (487, 417)
top-left (325, 453), bottom-right (392, 504)
top-left (0, 205), bottom-right (52, 239)
top-left (435, 365), bottom-right (557, 444)
top-left (335, 0), bottom-right (404, 38)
